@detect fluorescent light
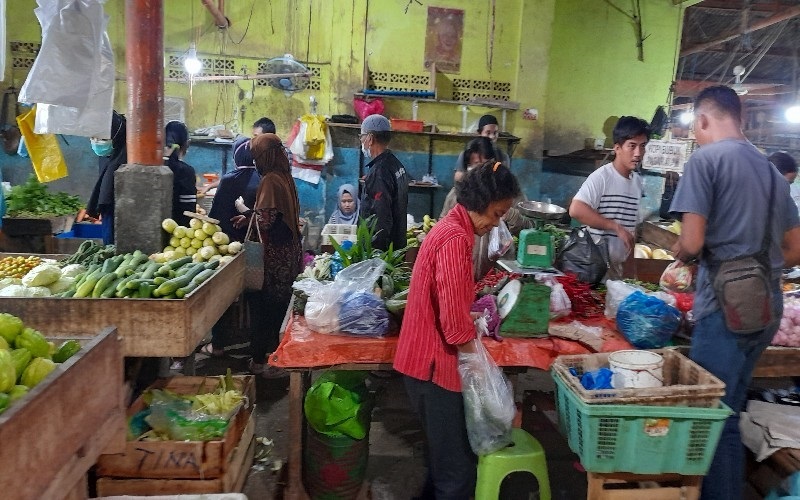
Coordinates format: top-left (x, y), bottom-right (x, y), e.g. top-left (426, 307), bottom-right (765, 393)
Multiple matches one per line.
top-left (786, 105), bottom-right (800, 124)
top-left (184, 44), bottom-right (202, 75)
top-left (679, 111), bottom-right (694, 125)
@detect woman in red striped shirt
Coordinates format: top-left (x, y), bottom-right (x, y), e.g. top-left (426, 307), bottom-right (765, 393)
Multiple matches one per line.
top-left (394, 161), bottom-right (522, 499)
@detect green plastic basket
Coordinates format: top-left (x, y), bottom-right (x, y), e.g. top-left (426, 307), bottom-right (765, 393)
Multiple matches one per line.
top-left (553, 371), bottom-right (731, 474)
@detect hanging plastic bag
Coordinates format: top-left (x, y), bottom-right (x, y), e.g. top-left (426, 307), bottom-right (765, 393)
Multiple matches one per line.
top-left (555, 227), bottom-right (609, 285)
top-left (18, 0), bottom-right (115, 138)
top-left (488, 219), bottom-right (513, 261)
top-left (293, 258), bottom-right (387, 335)
top-left (659, 260), bottom-right (697, 292)
top-left (616, 291), bottom-right (681, 348)
top-left (353, 97), bottom-right (385, 121)
top-left (16, 106), bottom-right (68, 182)
top-left (458, 338), bottom-right (515, 455)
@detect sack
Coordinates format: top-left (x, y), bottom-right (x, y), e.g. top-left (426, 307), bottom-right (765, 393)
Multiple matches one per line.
top-left (243, 215), bottom-right (264, 291)
top-left (556, 227), bottom-right (608, 285)
top-left (488, 219), bottom-right (513, 261)
top-left (458, 338), bottom-right (515, 455)
top-left (711, 255), bottom-right (774, 334)
top-left (616, 291), bottom-right (681, 348)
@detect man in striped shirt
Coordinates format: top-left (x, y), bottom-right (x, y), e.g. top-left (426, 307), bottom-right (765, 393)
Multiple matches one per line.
top-left (569, 116), bottom-right (650, 278)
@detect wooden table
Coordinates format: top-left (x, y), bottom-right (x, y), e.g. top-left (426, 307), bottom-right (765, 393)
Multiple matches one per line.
top-left (269, 315), bottom-right (632, 500)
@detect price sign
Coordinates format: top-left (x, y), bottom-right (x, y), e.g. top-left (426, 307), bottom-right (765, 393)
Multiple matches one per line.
top-left (642, 140), bottom-right (690, 173)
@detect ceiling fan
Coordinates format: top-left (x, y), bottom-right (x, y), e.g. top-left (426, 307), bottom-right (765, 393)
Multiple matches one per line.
top-left (730, 65), bottom-right (783, 96)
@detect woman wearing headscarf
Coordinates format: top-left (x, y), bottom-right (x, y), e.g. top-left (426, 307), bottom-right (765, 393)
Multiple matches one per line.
top-left (163, 121), bottom-right (197, 227)
top-left (87, 111), bottom-right (126, 244)
top-left (328, 183), bottom-right (360, 225)
top-left (209, 137), bottom-right (259, 242)
top-left (232, 133), bottom-right (302, 377)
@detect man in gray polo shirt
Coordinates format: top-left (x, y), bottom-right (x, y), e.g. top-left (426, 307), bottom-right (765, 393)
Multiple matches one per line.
top-left (671, 85), bottom-right (800, 500)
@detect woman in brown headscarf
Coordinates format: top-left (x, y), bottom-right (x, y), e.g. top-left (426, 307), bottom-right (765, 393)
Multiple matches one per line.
top-left (232, 133), bottom-right (302, 377)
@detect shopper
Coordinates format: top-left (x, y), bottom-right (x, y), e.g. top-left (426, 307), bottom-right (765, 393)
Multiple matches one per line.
top-left (232, 133), bottom-right (302, 377)
top-left (359, 114), bottom-right (410, 251)
top-left (670, 85), bottom-right (800, 500)
top-left (163, 121), bottom-right (197, 227)
top-left (569, 116), bottom-right (650, 278)
top-left (394, 160), bottom-right (521, 499)
top-left (87, 111), bottom-right (127, 244)
top-left (328, 183), bottom-right (360, 225)
top-left (453, 114), bottom-right (511, 182)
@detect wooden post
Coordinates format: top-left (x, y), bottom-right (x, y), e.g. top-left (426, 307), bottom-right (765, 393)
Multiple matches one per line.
top-left (125, 0), bottom-right (164, 166)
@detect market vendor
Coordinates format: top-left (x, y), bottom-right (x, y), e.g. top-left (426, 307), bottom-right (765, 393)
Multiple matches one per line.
top-left (394, 160), bottom-right (521, 499)
top-left (670, 86), bottom-right (800, 500)
top-left (453, 114), bottom-right (511, 182)
top-left (569, 116), bottom-right (650, 278)
top-left (441, 137), bottom-right (532, 280)
top-left (163, 121), bottom-right (197, 227)
top-left (359, 114), bottom-right (410, 251)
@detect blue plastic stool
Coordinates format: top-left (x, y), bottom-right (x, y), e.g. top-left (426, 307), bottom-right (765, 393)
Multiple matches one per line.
top-left (475, 428), bottom-right (551, 500)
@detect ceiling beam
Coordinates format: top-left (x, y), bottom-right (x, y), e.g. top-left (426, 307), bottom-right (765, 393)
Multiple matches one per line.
top-left (681, 5), bottom-right (800, 57)
top-left (687, 46), bottom-right (800, 59)
top-left (691, 1), bottom-right (783, 13)
top-left (674, 79), bottom-right (785, 97)
top-left (673, 0), bottom-right (704, 6)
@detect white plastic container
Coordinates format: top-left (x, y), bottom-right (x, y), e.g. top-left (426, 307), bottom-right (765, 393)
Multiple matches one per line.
top-left (609, 350), bottom-right (664, 389)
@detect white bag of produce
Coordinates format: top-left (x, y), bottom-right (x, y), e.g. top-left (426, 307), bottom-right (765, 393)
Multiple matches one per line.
top-left (604, 280), bottom-right (641, 319)
top-left (774, 298), bottom-right (800, 347)
top-left (21, 263), bottom-right (61, 287)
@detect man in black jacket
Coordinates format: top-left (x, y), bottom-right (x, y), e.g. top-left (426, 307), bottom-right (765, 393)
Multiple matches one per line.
top-left (359, 115), bottom-right (409, 251)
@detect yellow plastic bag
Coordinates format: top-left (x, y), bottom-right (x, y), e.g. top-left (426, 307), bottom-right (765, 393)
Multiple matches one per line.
top-left (16, 106), bottom-right (68, 182)
top-left (301, 114), bottom-right (327, 160)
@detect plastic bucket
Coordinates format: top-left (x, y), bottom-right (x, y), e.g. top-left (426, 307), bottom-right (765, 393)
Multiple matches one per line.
top-left (609, 350), bottom-right (664, 388)
top-left (303, 428), bottom-right (369, 500)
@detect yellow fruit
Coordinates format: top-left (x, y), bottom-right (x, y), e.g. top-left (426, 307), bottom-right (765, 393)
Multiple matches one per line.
top-left (634, 244), bottom-right (652, 259)
top-left (652, 248), bottom-right (671, 260)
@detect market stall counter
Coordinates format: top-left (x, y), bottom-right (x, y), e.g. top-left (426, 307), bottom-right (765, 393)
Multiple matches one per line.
top-left (269, 314), bottom-right (633, 500)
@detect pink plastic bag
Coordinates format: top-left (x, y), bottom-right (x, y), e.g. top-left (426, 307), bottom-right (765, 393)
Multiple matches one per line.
top-left (353, 98), bottom-right (385, 121)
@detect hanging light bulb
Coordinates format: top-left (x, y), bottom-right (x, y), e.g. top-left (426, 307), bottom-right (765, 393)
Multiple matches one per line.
top-left (786, 105), bottom-right (800, 124)
top-left (184, 43), bottom-right (202, 75)
top-left (679, 111), bottom-right (694, 126)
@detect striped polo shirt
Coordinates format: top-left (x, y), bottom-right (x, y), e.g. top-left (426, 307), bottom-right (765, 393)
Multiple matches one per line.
top-left (573, 162), bottom-right (642, 240)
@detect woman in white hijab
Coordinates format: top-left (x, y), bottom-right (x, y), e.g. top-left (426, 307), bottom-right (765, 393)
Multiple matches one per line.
top-left (328, 183), bottom-right (360, 225)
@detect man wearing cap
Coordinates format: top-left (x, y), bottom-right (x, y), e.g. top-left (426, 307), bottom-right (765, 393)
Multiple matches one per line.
top-left (453, 114), bottom-right (511, 182)
top-left (359, 114), bottom-right (410, 251)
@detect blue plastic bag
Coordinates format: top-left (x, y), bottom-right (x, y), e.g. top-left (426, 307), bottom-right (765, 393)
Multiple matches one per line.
top-left (616, 291), bottom-right (681, 348)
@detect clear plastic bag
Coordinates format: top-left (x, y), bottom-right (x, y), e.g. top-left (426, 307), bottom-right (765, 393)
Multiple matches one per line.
top-left (458, 338), bottom-right (515, 455)
top-left (616, 291), bottom-right (681, 348)
top-left (604, 279), bottom-right (641, 319)
top-left (659, 260), bottom-right (696, 292)
top-left (536, 274), bottom-right (572, 319)
top-left (292, 258), bottom-right (387, 335)
top-left (18, 0), bottom-right (115, 138)
top-left (488, 219), bottom-right (513, 261)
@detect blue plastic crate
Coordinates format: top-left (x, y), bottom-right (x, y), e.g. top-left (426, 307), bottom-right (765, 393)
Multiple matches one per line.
top-left (553, 371), bottom-right (731, 474)
top-left (55, 223), bottom-right (102, 239)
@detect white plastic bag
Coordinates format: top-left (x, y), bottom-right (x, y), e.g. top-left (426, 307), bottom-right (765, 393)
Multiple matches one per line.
top-left (458, 338), bottom-right (515, 455)
top-left (19, 0), bottom-right (115, 138)
top-left (536, 274), bottom-right (572, 319)
top-left (604, 279), bottom-right (641, 319)
top-left (293, 258), bottom-right (387, 335)
top-left (488, 219), bottom-right (513, 261)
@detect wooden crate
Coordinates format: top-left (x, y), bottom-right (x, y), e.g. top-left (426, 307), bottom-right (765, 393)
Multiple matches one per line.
top-left (0, 252), bottom-right (245, 357)
top-left (640, 221), bottom-right (679, 251)
top-left (621, 255), bottom-right (672, 284)
top-left (96, 413), bottom-right (256, 496)
top-left (0, 328), bottom-right (126, 500)
top-left (95, 375), bottom-right (256, 480)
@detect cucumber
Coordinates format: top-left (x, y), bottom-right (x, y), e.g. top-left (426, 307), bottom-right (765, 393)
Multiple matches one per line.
top-left (154, 276), bottom-right (168, 285)
top-left (153, 264), bottom-right (208, 297)
top-left (175, 262), bottom-right (204, 277)
top-left (75, 268), bottom-right (105, 298)
top-left (140, 260), bottom-right (161, 279)
top-left (115, 250), bottom-right (147, 277)
top-left (175, 269), bottom-right (215, 298)
top-left (116, 287), bottom-right (135, 298)
top-left (92, 272), bottom-right (118, 298)
top-left (204, 260), bottom-right (220, 270)
top-left (116, 272), bottom-right (142, 292)
top-left (166, 256), bottom-right (192, 270)
top-left (101, 276), bottom-right (126, 298)
top-left (101, 255), bottom-right (125, 274)
top-left (126, 278), bottom-right (155, 290)
top-left (139, 282), bottom-right (156, 299)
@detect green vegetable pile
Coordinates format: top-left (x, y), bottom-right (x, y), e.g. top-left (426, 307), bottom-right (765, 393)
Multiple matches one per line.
top-left (60, 240), bottom-right (117, 266)
top-left (5, 175), bottom-right (83, 218)
top-left (0, 313), bottom-right (81, 415)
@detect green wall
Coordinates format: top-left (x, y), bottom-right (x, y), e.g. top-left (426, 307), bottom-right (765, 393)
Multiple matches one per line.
top-left (544, 0), bottom-right (686, 154)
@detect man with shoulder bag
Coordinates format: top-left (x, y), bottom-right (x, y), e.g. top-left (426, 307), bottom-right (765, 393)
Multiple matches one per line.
top-left (670, 85), bottom-right (800, 500)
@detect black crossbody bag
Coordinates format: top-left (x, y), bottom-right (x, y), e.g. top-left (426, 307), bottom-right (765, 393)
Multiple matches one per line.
top-left (708, 172), bottom-right (775, 334)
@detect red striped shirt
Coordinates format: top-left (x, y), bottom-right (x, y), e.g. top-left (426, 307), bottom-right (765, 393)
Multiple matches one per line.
top-left (393, 204), bottom-right (476, 392)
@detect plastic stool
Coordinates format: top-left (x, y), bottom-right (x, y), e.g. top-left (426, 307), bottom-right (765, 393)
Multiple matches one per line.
top-left (475, 428), bottom-right (551, 500)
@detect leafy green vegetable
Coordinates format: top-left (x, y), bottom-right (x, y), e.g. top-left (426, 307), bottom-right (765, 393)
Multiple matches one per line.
top-left (6, 175), bottom-right (83, 217)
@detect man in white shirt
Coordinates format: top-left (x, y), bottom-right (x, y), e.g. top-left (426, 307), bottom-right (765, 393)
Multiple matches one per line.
top-left (569, 116), bottom-right (650, 277)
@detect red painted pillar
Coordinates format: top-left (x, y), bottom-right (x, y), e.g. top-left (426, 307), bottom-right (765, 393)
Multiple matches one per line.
top-left (125, 0), bottom-right (163, 166)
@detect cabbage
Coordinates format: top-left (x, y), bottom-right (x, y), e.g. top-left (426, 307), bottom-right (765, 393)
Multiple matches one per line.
top-left (25, 286), bottom-right (51, 297)
top-left (0, 278), bottom-right (22, 290)
top-left (0, 285), bottom-right (28, 297)
top-left (21, 264), bottom-right (62, 287)
top-left (60, 264), bottom-right (86, 278)
top-left (47, 277), bottom-right (75, 294)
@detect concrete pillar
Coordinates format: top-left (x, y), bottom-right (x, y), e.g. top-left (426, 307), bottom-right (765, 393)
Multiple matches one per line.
top-left (115, 0), bottom-right (172, 254)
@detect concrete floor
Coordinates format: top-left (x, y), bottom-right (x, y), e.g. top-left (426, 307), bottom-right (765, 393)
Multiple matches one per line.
top-left (186, 337), bottom-right (784, 500)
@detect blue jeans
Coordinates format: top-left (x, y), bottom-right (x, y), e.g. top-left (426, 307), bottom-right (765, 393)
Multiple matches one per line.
top-left (689, 301), bottom-right (779, 500)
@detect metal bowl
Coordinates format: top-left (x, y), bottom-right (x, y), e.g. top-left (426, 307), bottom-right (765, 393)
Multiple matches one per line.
top-left (517, 200), bottom-right (567, 220)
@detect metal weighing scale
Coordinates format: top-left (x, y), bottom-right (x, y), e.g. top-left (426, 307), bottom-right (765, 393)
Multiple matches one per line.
top-left (497, 200), bottom-right (567, 274)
